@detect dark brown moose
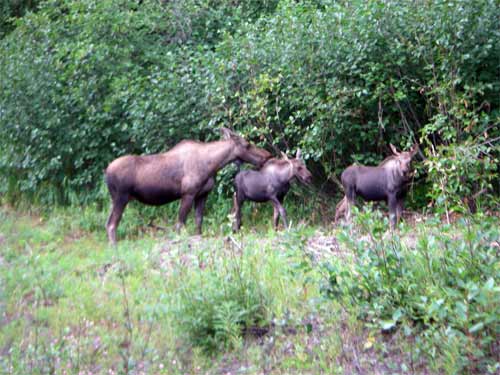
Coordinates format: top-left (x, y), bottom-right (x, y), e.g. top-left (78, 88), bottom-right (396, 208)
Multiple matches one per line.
top-left (105, 128), bottom-right (272, 244)
top-left (233, 150), bottom-right (313, 231)
top-left (335, 144), bottom-right (418, 228)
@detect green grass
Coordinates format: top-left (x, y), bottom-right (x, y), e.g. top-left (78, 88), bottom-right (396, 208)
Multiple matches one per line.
top-left (0, 204), bottom-right (498, 374)
top-left (0, 204), bottom-right (331, 374)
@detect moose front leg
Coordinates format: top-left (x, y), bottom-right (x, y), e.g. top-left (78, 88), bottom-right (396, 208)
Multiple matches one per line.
top-left (388, 194), bottom-right (398, 229)
top-left (232, 192), bottom-right (244, 232)
top-left (176, 194), bottom-right (195, 232)
top-left (194, 193), bottom-right (209, 235)
top-left (396, 199), bottom-right (404, 225)
top-left (193, 178), bottom-right (214, 235)
top-left (271, 197), bottom-right (288, 229)
top-left (272, 194), bottom-right (286, 229)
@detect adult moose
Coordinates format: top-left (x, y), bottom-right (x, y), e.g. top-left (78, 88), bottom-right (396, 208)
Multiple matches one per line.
top-left (335, 144), bottom-right (418, 228)
top-left (232, 150), bottom-right (313, 231)
top-left (105, 128), bottom-right (272, 244)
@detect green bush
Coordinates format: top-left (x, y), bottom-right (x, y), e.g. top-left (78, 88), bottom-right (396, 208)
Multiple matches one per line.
top-left (209, 0), bottom-right (499, 163)
top-left (425, 140), bottom-right (498, 216)
top-left (172, 230), bottom-right (317, 352)
top-left (0, 0), bottom-right (498, 207)
top-left (174, 244), bottom-right (272, 351)
top-left (0, 0), bottom-right (42, 38)
top-left (322, 210), bottom-right (500, 373)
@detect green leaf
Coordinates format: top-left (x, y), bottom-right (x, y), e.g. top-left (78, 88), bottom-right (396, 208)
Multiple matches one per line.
top-left (469, 322), bottom-right (484, 334)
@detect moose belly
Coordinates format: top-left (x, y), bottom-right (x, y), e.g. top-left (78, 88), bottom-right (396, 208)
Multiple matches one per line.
top-left (356, 185), bottom-right (387, 202)
top-left (131, 186), bottom-right (181, 206)
top-left (246, 192), bottom-right (270, 203)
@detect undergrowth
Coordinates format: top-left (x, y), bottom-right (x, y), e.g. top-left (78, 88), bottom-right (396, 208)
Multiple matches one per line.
top-left (0, 204), bottom-right (498, 374)
top-left (322, 208), bottom-right (500, 374)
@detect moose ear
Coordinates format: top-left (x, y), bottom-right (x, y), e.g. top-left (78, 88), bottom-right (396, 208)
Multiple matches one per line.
top-left (220, 127), bottom-right (234, 140)
top-left (296, 149), bottom-right (302, 159)
top-left (410, 143), bottom-right (419, 157)
top-left (280, 151), bottom-right (289, 160)
top-left (389, 144), bottom-right (400, 156)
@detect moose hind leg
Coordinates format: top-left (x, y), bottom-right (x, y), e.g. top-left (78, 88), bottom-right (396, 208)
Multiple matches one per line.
top-left (345, 199), bottom-right (354, 224)
top-left (344, 187), bottom-right (356, 223)
top-left (335, 196), bottom-right (348, 223)
top-left (272, 204), bottom-right (280, 228)
top-left (106, 196), bottom-right (129, 245)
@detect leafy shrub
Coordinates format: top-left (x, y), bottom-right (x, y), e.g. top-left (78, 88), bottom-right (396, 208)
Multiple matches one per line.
top-left (0, 0), bottom-right (498, 207)
top-left (174, 243), bottom-right (272, 351)
top-left (208, 0), bottom-right (499, 171)
top-left (425, 140), bottom-right (499, 217)
top-left (0, 0), bottom-right (42, 38)
top-left (322, 210), bottom-right (500, 373)
top-left (172, 230), bottom-right (317, 352)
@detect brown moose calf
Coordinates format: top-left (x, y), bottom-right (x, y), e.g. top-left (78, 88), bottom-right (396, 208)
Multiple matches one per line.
top-left (335, 144), bottom-right (418, 228)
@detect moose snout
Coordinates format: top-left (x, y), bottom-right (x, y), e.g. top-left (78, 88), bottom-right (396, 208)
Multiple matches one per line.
top-left (402, 164), bottom-right (413, 177)
top-left (301, 173), bottom-right (313, 186)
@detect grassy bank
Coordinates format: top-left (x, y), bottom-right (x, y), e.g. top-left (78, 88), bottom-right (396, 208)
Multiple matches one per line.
top-left (0, 205), bottom-right (498, 374)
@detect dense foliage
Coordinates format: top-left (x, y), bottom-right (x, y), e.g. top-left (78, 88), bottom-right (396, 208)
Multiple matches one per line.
top-left (0, 0), bottom-right (498, 208)
top-left (0, 0), bottom-right (42, 37)
top-left (323, 209), bottom-right (500, 373)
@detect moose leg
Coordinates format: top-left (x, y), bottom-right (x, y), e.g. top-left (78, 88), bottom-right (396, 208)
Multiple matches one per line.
top-left (176, 194), bottom-right (195, 232)
top-left (273, 194), bottom-right (287, 229)
top-left (232, 191), bottom-right (245, 232)
top-left (345, 187), bottom-right (356, 223)
top-left (335, 196), bottom-right (348, 223)
top-left (272, 204), bottom-right (280, 228)
top-left (271, 197), bottom-right (288, 229)
top-left (388, 194), bottom-right (398, 229)
top-left (106, 196), bottom-right (129, 245)
top-left (194, 193), bottom-right (209, 235)
top-left (193, 177), bottom-right (214, 234)
top-left (345, 200), bottom-right (352, 223)
top-left (396, 199), bottom-right (404, 225)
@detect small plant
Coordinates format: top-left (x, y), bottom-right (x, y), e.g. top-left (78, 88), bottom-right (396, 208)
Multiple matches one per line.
top-left (323, 211), bottom-right (500, 373)
top-left (425, 141), bottom-right (498, 221)
top-left (174, 238), bottom-right (271, 352)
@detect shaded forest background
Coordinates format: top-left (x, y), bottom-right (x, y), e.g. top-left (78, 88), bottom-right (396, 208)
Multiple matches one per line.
top-left (1, 0), bottom-right (498, 211)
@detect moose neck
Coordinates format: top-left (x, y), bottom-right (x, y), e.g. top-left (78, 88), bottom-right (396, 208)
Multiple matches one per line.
top-left (202, 140), bottom-right (237, 172)
top-left (283, 160), bottom-right (295, 183)
top-left (383, 160), bottom-right (407, 187)
top-left (264, 159), bottom-right (294, 184)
